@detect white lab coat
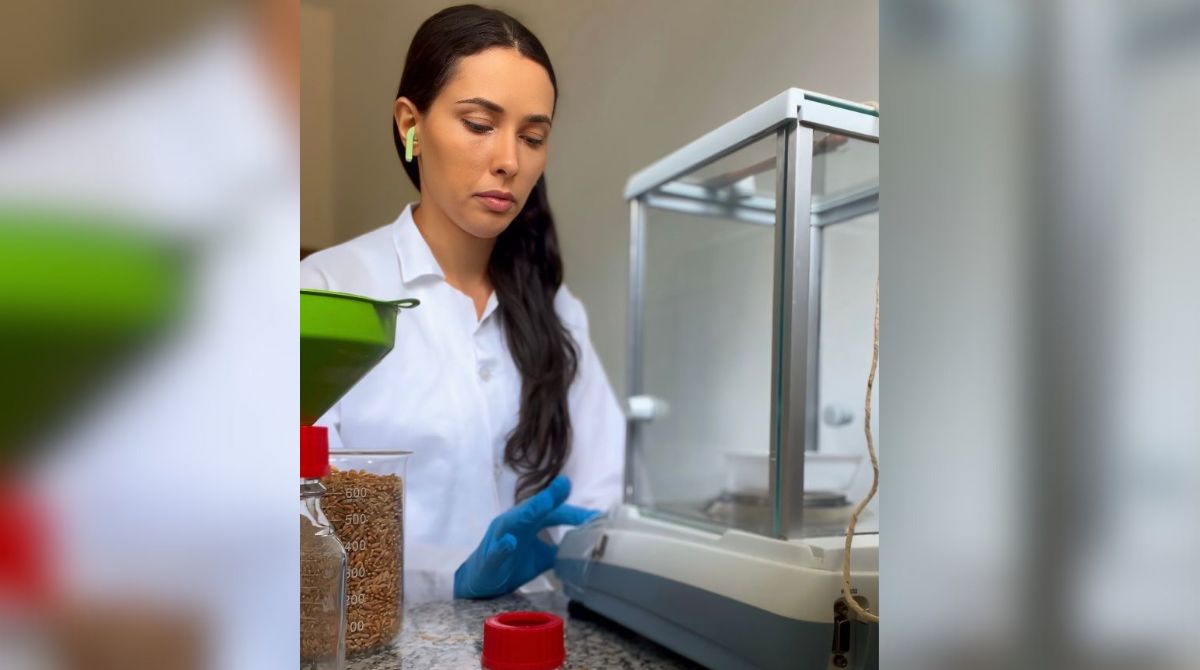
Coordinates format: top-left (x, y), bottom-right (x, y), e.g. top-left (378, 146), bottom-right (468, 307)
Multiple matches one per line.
top-left (300, 204), bottom-right (625, 602)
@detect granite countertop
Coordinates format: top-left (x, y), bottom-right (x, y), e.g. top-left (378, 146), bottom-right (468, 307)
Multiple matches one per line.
top-left (347, 589), bottom-right (703, 669)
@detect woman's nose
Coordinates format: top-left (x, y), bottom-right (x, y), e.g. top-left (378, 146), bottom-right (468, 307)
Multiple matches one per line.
top-left (490, 134), bottom-right (519, 178)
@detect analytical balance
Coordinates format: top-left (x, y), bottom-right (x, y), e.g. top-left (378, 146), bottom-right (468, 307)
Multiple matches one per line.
top-left (556, 89), bottom-right (880, 670)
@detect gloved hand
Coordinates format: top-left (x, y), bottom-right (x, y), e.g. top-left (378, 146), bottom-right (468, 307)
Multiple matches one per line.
top-left (454, 475), bottom-right (600, 599)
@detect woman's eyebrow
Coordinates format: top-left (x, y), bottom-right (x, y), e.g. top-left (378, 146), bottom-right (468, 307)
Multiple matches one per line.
top-left (455, 97), bottom-right (552, 126)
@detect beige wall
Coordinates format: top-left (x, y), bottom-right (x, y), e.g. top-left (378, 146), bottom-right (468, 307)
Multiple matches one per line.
top-left (300, 0), bottom-right (878, 396)
top-left (300, 1), bottom-right (335, 250)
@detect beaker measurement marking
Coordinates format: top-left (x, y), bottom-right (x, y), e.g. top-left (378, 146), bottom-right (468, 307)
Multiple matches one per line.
top-left (342, 488), bottom-right (369, 500)
top-left (347, 593), bottom-right (368, 606)
top-left (348, 620), bottom-right (365, 633)
top-left (300, 565), bottom-right (338, 578)
top-left (348, 566), bottom-right (366, 579)
top-left (346, 513), bottom-right (368, 525)
top-left (346, 539), bottom-right (368, 552)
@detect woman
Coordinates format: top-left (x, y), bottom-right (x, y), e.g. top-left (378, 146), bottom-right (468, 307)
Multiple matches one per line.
top-left (300, 5), bottom-right (625, 603)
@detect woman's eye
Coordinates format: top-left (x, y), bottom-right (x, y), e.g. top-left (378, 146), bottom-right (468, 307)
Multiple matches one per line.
top-left (463, 119), bottom-right (544, 148)
top-left (463, 119), bottom-right (492, 134)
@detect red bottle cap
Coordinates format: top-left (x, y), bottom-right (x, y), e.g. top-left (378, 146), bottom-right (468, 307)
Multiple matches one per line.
top-left (300, 425), bottom-right (330, 479)
top-left (0, 486), bottom-right (54, 606)
top-left (481, 611), bottom-right (565, 670)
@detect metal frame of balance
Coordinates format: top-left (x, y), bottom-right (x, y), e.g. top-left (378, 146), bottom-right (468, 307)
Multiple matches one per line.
top-left (555, 89), bottom-right (880, 670)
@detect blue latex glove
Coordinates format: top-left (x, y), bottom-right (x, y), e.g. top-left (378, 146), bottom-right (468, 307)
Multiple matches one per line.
top-left (454, 475), bottom-right (600, 599)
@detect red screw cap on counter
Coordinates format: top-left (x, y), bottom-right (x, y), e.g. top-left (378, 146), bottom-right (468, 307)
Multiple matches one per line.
top-left (300, 425), bottom-right (330, 479)
top-left (481, 611), bottom-right (565, 670)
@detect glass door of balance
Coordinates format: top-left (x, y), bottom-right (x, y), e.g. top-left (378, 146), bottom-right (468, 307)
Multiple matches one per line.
top-left (630, 131), bottom-right (781, 536)
top-left (628, 117), bottom-right (878, 540)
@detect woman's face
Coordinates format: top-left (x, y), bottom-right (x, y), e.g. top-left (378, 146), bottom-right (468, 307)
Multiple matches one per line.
top-left (401, 47), bottom-right (555, 240)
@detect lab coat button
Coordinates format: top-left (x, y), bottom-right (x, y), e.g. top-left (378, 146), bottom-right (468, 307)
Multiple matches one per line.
top-left (478, 364), bottom-right (492, 381)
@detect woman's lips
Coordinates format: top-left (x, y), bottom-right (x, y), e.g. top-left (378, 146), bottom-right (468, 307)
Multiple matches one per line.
top-left (475, 194), bottom-right (515, 213)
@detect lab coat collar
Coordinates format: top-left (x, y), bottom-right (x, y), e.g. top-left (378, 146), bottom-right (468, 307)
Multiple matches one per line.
top-left (479, 292), bottom-right (499, 325)
top-left (393, 203), bottom-right (445, 284)
top-left (393, 203), bottom-right (502, 326)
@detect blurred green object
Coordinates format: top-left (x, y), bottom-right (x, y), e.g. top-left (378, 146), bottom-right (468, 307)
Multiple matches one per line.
top-left (300, 289), bottom-right (418, 426)
top-left (0, 210), bottom-right (189, 462)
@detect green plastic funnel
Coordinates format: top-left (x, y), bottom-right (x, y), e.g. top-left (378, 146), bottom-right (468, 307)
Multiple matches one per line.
top-left (0, 209), bottom-right (189, 462)
top-left (300, 289), bottom-right (419, 425)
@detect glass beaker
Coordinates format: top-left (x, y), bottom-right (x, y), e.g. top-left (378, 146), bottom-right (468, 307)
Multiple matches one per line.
top-left (300, 426), bottom-right (347, 670)
top-left (322, 451), bottom-right (409, 657)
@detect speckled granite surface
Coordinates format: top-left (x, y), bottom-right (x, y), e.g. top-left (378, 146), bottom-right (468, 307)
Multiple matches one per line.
top-left (346, 589), bottom-right (703, 669)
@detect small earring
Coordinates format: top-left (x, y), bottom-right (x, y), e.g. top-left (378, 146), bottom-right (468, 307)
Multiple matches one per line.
top-left (405, 126), bottom-right (416, 163)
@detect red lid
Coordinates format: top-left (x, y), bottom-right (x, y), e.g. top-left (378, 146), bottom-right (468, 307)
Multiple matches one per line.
top-left (0, 486), bottom-right (55, 606)
top-left (481, 611), bottom-right (564, 670)
top-left (300, 425), bottom-right (330, 479)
